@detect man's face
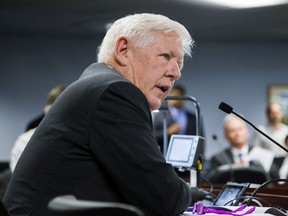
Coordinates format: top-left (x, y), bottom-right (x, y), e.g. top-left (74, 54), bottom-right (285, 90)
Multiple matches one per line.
top-left (225, 118), bottom-right (249, 149)
top-left (127, 32), bottom-right (183, 111)
top-left (268, 103), bottom-right (283, 124)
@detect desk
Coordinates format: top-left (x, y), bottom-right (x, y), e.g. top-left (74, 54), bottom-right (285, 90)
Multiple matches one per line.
top-left (182, 206), bottom-right (279, 215)
top-left (201, 182), bottom-right (288, 209)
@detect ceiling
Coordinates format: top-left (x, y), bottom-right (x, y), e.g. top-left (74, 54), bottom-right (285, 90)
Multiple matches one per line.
top-left (1, 0), bottom-right (288, 42)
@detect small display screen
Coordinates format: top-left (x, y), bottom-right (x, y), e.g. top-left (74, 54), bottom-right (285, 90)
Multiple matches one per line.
top-left (167, 137), bottom-right (193, 163)
top-left (165, 135), bottom-right (204, 168)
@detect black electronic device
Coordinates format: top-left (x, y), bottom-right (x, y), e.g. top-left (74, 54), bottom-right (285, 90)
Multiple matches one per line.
top-left (265, 207), bottom-right (288, 216)
top-left (165, 135), bottom-right (204, 169)
top-left (213, 182), bottom-right (250, 206)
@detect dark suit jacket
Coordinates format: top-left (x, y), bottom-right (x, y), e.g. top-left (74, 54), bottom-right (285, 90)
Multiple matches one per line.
top-left (209, 146), bottom-right (278, 178)
top-left (210, 148), bottom-right (234, 168)
top-left (4, 63), bottom-right (192, 216)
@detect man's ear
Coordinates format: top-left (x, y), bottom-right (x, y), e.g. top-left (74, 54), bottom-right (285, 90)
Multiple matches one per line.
top-left (114, 36), bottom-right (129, 66)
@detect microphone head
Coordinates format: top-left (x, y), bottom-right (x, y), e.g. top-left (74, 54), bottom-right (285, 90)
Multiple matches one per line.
top-left (219, 102), bottom-right (233, 114)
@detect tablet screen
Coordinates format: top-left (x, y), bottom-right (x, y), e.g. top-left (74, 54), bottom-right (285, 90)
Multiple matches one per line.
top-left (213, 182), bottom-right (250, 206)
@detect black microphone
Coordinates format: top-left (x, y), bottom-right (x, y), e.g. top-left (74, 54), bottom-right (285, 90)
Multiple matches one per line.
top-left (218, 102), bottom-right (233, 114)
top-left (218, 102), bottom-right (288, 154)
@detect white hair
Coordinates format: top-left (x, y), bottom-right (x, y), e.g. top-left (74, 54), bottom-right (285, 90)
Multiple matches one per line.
top-left (97, 13), bottom-right (194, 63)
top-left (223, 114), bottom-right (246, 131)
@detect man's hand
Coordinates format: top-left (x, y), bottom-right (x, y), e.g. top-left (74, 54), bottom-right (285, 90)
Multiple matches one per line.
top-left (167, 123), bottom-right (181, 135)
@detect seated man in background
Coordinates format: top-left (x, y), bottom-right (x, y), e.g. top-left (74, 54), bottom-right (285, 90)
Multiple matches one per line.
top-left (253, 102), bottom-right (288, 172)
top-left (152, 84), bottom-right (205, 153)
top-left (0, 85), bottom-right (66, 199)
top-left (209, 114), bottom-right (276, 182)
top-left (279, 134), bottom-right (288, 179)
top-left (152, 85), bottom-right (205, 179)
top-left (9, 85), bottom-right (66, 172)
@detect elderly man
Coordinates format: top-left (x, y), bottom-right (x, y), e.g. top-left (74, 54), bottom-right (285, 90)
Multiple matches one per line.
top-left (4, 13), bottom-right (195, 216)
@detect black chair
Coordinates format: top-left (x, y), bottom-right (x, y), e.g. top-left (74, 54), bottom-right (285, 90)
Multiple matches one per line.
top-left (0, 199), bottom-right (10, 216)
top-left (208, 165), bottom-right (270, 184)
top-left (48, 195), bottom-right (145, 216)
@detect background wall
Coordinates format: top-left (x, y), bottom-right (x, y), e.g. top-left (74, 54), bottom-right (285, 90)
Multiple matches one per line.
top-left (1, 36), bottom-right (288, 162)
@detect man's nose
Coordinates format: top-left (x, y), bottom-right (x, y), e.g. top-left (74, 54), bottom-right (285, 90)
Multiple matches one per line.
top-left (167, 61), bottom-right (181, 81)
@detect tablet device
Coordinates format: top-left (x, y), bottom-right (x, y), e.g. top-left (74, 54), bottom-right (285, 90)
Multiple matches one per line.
top-left (165, 135), bottom-right (204, 168)
top-left (213, 182), bottom-right (250, 206)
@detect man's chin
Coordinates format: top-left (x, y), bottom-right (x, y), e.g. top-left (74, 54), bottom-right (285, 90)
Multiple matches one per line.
top-left (150, 101), bottom-right (162, 112)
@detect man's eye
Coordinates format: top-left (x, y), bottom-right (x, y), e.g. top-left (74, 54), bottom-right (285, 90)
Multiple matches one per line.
top-left (162, 54), bottom-right (170, 60)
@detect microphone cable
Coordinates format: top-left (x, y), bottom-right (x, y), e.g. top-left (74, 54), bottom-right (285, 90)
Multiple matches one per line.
top-left (224, 195), bottom-right (270, 207)
top-left (247, 178), bottom-right (288, 208)
top-left (200, 175), bottom-right (214, 194)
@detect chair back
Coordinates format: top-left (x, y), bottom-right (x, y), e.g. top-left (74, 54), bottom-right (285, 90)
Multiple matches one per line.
top-left (208, 165), bottom-right (270, 184)
top-left (48, 195), bottom-right (145, 216)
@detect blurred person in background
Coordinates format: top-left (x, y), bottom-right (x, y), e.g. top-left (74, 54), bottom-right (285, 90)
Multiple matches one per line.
top-left (279, 134), bottom-right (288, 179)
top-left (253, 102), bottom-right (288, 158)
top-left (253, 102), bottom-right (288, 174)
top-left (209, 114), bottom-right (276, 179)
top-left (9, 85), bottom-right (66, 172)
top-left (153, 84), bottom-right (205, 153)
